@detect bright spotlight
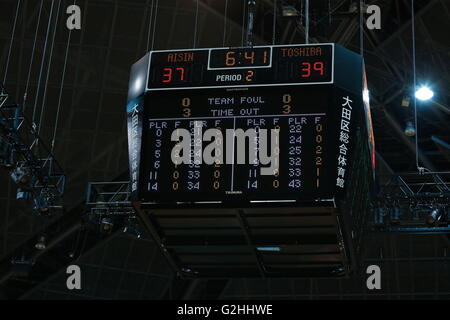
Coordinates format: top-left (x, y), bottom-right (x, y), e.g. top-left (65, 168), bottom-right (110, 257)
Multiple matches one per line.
top-left (415, 86), bottom-right (434, 101)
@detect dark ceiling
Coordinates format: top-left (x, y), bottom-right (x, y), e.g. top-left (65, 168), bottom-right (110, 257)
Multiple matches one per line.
top-left (0, 0), bottom-right (449, 300)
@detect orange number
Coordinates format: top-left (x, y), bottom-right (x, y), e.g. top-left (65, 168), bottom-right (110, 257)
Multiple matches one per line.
top-left (244, 51), bottom-right (255, 64)
top-left (176, 67), bottom-right (185, 80)
top-left (246, 70), bottom-right (254, 82)
top-left (263, 50), bottom-right (269, 64)
top-left (226, 51), bottom-right (236, 66)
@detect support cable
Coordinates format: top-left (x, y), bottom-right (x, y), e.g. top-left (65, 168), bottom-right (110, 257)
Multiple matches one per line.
top-left (193, 0), bottom-right (200, 48)
top-left (38, 0), bottom-right (62, 136)
top-left (359, 1), bottom-right (365, 99)
top-left (146, 0), bottom-right (155, 52)
top-left (2, 0), bottom-right (21, 90)
top-left (328, 0), bottom-right (332, 25)
top-left (411, 0), bottom-right (421, 172)
top-left (272, 0), bottom-right (277, 45)
top-left (359, 0), bottom-right (364, 56)
top-left (23, 0), bottom-right (44, 112)
top-left (32, 0), bottom-right (55, 125)
top-left (245, 1), bottom-right (256, 47)
top-left (151, 0), bottom-right (159, 50)
top-left (241, 0), bottom-right (247, 46)
top-left (305, 0), bottom-right (309, 44)
top-left (222, 0), bottom-right (229, 47)
top-left (411, 1), bottom-right (447, 177)
top-left (52, 0), bottom-right (77, 153)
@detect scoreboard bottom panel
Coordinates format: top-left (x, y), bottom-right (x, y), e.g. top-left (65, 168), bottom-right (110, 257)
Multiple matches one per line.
top-left (135, 203), bottom-right (353, 278)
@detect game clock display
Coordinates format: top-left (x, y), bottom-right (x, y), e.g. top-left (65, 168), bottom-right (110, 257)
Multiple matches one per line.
top-left (209, 47), bottom-right (272, 69)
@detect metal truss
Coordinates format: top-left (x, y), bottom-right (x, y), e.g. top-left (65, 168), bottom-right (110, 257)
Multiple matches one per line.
top-left (86, 181), bottom-right (147, 241)
top-left (86, 181), bottom-right (133, 217)
top-left (372, 171), bottom-right (450, 234)
top-left (0, 88), bottom-right (65, 215)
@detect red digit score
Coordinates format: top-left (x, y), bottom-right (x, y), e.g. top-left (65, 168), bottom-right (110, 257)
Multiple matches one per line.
top-left (160, 51), bottom-right (195, 84)
top-left (300, 61), bottom-right (325, 78)
top-left (280, 46), bottom-right (329, 82)
top-left (162, 67), bottom-right (186, 83)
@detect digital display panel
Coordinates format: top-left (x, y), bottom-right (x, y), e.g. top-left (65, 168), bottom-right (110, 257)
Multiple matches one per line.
top-left (147, 44), bottom-right (333, 90)
top-left (140, 85), bottom-right (348, 203)
top-left (132, 44), bottom-right (363, 204)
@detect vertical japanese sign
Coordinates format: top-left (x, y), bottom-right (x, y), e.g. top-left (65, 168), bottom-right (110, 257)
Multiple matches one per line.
top-left (127, 54), bottom-right (150, 202)
top-left (335, 95), bottom-right (353, 190)
top-left (127, 96), bottom-right (144, 200)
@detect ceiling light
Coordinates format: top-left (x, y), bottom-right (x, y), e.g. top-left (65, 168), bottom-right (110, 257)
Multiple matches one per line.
top-left (282, 6), bottom-right (299, 17)
top-left (10, 166), bottom-right (33, 188)
top-left (33, 196), bottom-right (50, 214)
top-left (35, 236), bottom-right (46, 250)
top-left (415, 86), bottom-right (434, 101)
top-left (123, 217), bottom-right (142, 239)
top-left (426, 208), bottom-right (440, 226)
top-left (16, 188), bottom-right (32, 201)
top-left (257, 247), bottom-right (281, 252)
top-left (100, 217), bottom-right (114, 234)
top-left (401, 96), bottom-right (410, 107)
top-left (404, 121), bottom-right (416, 137)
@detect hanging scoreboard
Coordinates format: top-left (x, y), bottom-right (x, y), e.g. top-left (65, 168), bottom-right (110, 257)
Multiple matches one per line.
top-left (126, 43), bottom-right (376, 278)
top-left (127, 43), bottom-right (375, 205)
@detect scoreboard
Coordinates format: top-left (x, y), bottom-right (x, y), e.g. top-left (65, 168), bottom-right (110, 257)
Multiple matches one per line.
top-left (126, 43), bottom-right (376, 278)
top-left (127, 43), bottom-right (374, 205)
